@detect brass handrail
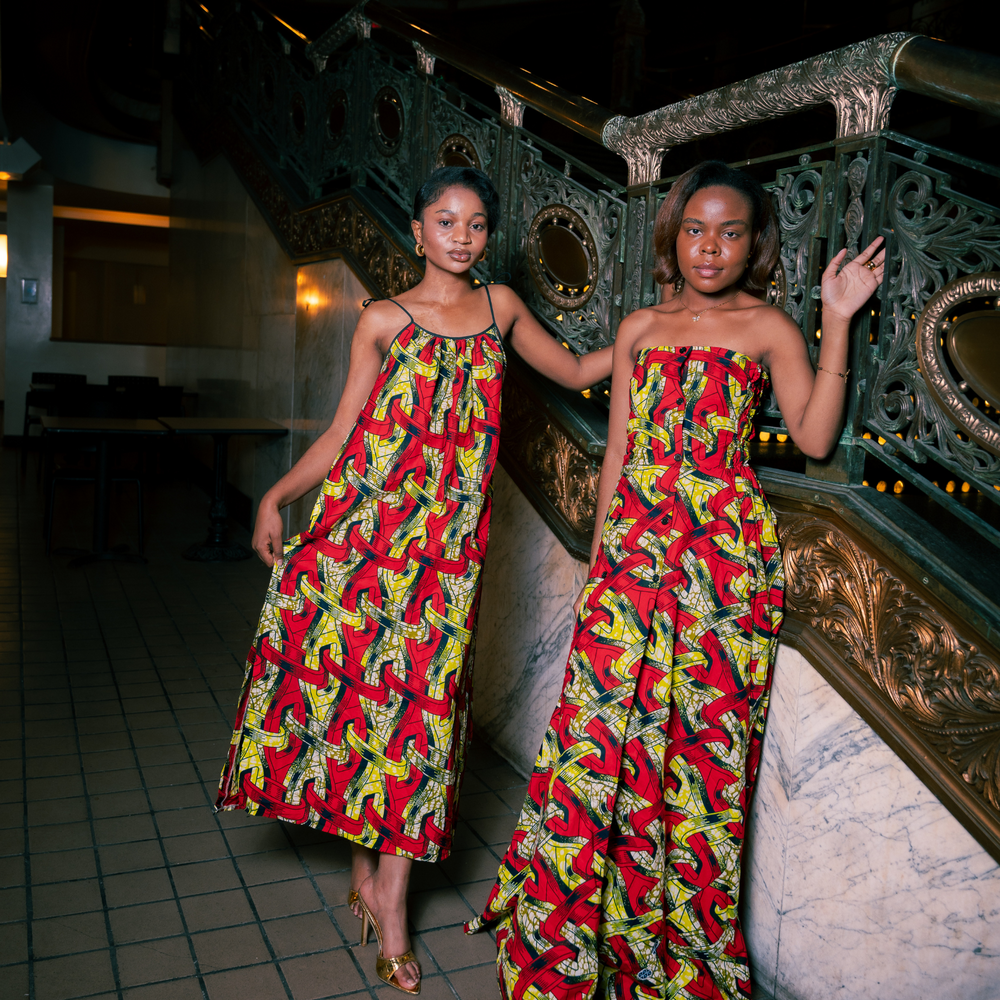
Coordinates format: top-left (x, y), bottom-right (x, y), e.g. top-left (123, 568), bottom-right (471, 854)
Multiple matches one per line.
top-left (268, 0), bottom-right (1000, 185)
top-left (360, 1), bottom-right (615, 142)
top-left (892, 34), bottom-right (1000, 116)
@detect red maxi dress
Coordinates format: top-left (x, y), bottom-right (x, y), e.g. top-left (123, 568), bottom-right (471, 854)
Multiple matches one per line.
top-left (468, 346), bottom-right (784, 999)
top-left (217, 290), bottom-right (505, 862)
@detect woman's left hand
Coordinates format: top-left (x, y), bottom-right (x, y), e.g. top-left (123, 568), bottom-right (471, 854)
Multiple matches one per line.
top-left (820, 235), bottom-right (885, 322)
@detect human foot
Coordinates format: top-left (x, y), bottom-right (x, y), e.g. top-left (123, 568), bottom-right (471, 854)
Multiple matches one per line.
top-left (350, 845), bottom-right (378, 920)
top-left (357, 871), bottom-right (421, 993)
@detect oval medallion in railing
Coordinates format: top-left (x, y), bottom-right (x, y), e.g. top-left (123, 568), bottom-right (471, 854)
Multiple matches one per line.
top-left (916, 272), bottom-right (1000, 457)
top-left (327, 90), bottom-right (348, 141)
top-left (528, 206), bottom-right (598, 309)
top-left (290, 92), bottom-right (307, 142)
top-left (373, 86), bottom-right (404, 153)
top-left (435, 134), bottom-right (480, 170)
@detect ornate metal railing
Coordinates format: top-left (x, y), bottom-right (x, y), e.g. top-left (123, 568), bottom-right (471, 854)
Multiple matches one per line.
top-left (182, 0), bottom-right (1000, 862)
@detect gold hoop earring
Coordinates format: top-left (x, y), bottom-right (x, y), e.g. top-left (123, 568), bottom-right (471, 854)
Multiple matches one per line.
top-left (416, 243), bottom-right (425, 257)
top-left (479, 248), bottom-right (488, 263)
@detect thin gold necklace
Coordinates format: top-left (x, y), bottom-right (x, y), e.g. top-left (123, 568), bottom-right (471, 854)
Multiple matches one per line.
top-left (677, 292), bottom-right (738, 322)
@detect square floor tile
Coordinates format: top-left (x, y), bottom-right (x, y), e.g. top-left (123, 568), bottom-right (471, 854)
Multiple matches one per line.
top-left (31, 910), bottom-right (110, 958)
top-left (439, 848), bottom-right (502, 886)
top-left (103, 868), bottom-right (175, 907)
top-left (25, 753), bottom-right (80, 777)
top-left (236, 850), bottom-right (310, 886)
top-left (263, 911), bottom-right (344, 959)
top-left (99, 839), bottom-right (164, 875)
top-left (181, 887), bottom-right (255, 932)
top-left (170, 858), bottom-right (243, 896)
top-left (89, 789), bottom-right (150, 819)
top-left (122, 977), bottom-right (205, 1000)
top-left (249, 878), bottom-right (323, 920)
top-left (33, 949), bottom-right (116, 1000)
top-left (30, 878), bottom-right (104, 918)
top-left (163, 830), bottom-right (228, 865)
top-left (30, 847), bottom-right (98, 884)
top-left (109, 899), bottom-right (185, 944)
top-left (0, 919), bottom-right (28, 964)
top-left (280, 948), bottom-right (366, 999)
top-left (467, 812), bottom-right (520, 847)
top-left (410, 886), bottom-right (475, 931)
top-left (422, 925), bottom-right (498, 972)
top-left (148, 784), bottom-right (209, 810)
top-left (455, 792), bottom-right (511, 820)
top-left (116, 935), bottom-right (197, 987)
top-left (156, 807), bottom-right (218, 838)
top-left (0, 885), bottom-right (27, 921)
top-left (93, 813), bottom-right (158, 845)
top-left (203, 963), bottom-right (287, 1000)
top-left (85, 768), bottom-right (144, 795)
top-left (193, 924), bottom-right (271, 973)
top-left (27, 796), bottom-right (89, 826)
top-left (142, 762), bottom-right (199, 787)
top-left (223, 823), bottom-right (292, 856)
top-left (446, 962), bottom-right (502, 999)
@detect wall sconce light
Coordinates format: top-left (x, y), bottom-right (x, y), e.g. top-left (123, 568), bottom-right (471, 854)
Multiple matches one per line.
top-left (0, 234), bottom-right (7, 278)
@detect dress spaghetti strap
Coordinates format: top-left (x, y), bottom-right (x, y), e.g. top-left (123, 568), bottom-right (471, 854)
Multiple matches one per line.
top-left (387, 299), bottom-right (415, 324)
top-left (483, 284), bottom-right (497, 328)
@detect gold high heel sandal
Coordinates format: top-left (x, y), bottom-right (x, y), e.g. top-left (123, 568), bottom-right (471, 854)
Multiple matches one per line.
top-left (355, 879), bottom-right (421, 995)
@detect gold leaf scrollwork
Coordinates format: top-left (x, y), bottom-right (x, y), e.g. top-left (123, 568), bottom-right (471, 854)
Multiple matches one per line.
top-left (779, 511), bottom-right (1000, 810)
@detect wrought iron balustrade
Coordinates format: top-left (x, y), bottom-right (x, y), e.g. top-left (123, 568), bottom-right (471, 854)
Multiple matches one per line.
top-left (182, 0), bottom-right (1000, 863)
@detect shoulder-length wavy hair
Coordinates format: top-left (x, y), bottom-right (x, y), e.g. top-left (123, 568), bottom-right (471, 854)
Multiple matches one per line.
top-left (652, 160), bottom-right (779, 295)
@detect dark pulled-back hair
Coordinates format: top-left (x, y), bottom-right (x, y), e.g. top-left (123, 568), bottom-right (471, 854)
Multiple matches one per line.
top-left (652, 160), bottom-right (779, 294)
top-left (412, 167), bottom-right (501, 234)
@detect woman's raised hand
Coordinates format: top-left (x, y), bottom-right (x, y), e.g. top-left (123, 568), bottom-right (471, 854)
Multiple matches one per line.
top-left (820, 236), bottom-right (885, 322)
top-left (252, 500), bottom-right (286, 568)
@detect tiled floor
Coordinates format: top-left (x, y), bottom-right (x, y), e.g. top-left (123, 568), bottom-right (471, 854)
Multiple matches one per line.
top-left (1, 447), bottom-right (523, 1000)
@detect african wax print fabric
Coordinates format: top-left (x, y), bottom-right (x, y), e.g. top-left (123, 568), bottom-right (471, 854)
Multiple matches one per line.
top-left (217, 297), bottom-right (505, 863)
top-left (468, 346), bottom-right (784, 999)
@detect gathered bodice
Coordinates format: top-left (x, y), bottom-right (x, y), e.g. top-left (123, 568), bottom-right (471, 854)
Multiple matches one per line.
top-left (624, 345), bottom-right (767, 479)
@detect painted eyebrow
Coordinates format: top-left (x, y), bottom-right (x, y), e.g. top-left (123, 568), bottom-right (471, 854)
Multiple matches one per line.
top-left (681, 216), bottom-right (748, 226)
top-left (434, 209), bottom-right (487, 218)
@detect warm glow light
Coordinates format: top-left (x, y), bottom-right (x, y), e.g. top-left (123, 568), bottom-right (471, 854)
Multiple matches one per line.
top-left (52, 206), bottom-right (169, 228)
top-left (0, 234), bottom-right (7, 278)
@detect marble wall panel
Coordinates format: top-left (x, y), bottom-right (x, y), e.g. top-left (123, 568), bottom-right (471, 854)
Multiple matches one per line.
top-left (473, 465), bottom-right (588, 777)
top-left (286, 258), bottom-right (366, 530)
top-left (744, 645), bottom-right (1000, 1000)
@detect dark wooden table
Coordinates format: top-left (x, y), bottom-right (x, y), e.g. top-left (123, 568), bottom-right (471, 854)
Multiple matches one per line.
top-left (41, 417), bottom-right (169, 566)
top-left (158, 417), bottom-right (289, 561)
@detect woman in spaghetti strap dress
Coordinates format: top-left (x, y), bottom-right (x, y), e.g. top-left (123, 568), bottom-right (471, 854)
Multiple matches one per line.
top-left (468, 160), bottom-right (885, 999)
top-left (215, 167), bottom-right (612, 994)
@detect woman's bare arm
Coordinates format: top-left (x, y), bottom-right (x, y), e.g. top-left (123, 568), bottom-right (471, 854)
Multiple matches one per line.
top-left (572, 312), bottom-right (644, 617)
top-left (493, 284), bottom-right (614, 389)
top-left (251, 302), bottom-right (397, 566)
top-left (767, 237), bottom-right (884, 459)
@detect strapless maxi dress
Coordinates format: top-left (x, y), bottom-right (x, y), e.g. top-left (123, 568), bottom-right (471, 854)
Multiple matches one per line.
top-left (217, 293), bottom-right (505, 862)
top-left (468, 346), bottom-right (784, 999)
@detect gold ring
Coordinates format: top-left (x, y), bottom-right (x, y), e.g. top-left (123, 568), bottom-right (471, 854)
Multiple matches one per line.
top-left (865, 259), bottom-right (878, 272)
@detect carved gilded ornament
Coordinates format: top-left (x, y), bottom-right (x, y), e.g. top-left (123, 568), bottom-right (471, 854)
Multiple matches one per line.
top-left (495, 86), bottom-right (525, 127)
top-left (915, 272), bottom-right (1000, 457)
top-left (779, 512), bottom-right (1000, 812)
top-left (602, 33), bottom-right (913, 185)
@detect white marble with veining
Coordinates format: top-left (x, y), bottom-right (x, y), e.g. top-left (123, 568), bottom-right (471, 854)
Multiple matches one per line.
top-left (745, 645), bottom-right (1000, 1000)
top-left (472, 465), bottom-right (588, 777)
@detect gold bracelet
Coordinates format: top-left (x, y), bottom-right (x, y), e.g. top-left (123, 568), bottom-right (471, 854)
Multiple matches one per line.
top-left (816, 365), bottom-right (850, 379)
